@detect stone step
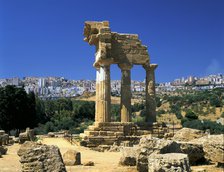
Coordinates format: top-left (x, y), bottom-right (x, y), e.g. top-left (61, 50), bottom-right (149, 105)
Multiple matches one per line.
top-left (79, 133), bottom-right (87, 138)
top-left (84, 130), bottom-right (99, 136)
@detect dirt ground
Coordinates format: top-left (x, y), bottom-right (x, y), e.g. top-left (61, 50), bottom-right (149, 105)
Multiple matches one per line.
top-left (0, 138), bottom-right (136, 172)
top-left (0, 138), bottom-right (223, 172)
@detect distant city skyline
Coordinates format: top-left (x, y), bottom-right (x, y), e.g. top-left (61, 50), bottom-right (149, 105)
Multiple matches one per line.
top-left (1, 73), bottom-right (223, 83)
top-left (0, 0), bottom-right (223, 82)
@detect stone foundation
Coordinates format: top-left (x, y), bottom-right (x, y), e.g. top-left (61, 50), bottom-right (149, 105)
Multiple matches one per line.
top-left (80, 122), bottom-right (167, 148)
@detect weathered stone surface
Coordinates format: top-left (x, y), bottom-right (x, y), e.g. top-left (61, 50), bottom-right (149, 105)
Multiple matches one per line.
top-left (19, 128), bottom-right (35, 144)
top-left (0, 130), bottom-right (8, 146)
top-left (0, 146), bottom-right (7, 155)
top-left (48, 132), bottom-right (55, 137)
top-left (143, 64), bottom-right (158, 123)
top-left (137, 136), bottom-right (180, 172)
top-left (195, 135), bottom-right (224, 163)
top-left (148, 153), bottom-right (191, 172)
top-left (136, 136), bottom-right (205, 170)
top-left (139, 136), bottom-right (180, 154)
top-left (14, 137), bottom-right (19, 143)
top-left (177, 141), bottom-right (205, 165)
top-left (83, 161), bottom-right (94, 166)
top-left (0, 130), bottom-right (5, 135)
top-left (173, 128), bottom-right (205, 142)
top-left (17, 141), bottom-right (66, 172)
top-left (119, 147), bottom-right (139, 166)
top-left (63, 149), bottom-right (81, 166)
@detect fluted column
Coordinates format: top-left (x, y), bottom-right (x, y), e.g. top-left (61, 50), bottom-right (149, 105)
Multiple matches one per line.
top-left (97, 64), bottom-right (111, 122)
top-left (95, 68), bottom-right (100, 122)
top-left (119, 64), bottom-right (132, 122)
top-left (143, 64), bottom-right (158, 123)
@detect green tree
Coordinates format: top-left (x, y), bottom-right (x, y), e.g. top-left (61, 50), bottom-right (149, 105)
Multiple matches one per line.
top-left (185, 110), bottom-right (198, 120)
top-left (209, 94), bottom-right (222, 107)
top-left (111, 104), bottom-right (120, 121)
top-left (0, 86), bottom-right (37, 131)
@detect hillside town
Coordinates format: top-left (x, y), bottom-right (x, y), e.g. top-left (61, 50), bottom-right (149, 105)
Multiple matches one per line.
top-left (0, 74), bottom-right (223, 98)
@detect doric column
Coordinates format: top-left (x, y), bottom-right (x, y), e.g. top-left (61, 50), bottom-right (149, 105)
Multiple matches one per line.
top-left (95, 68), bottom-right (100, 122)
top-left (97, 64), bottom-right (111, 122)
top-left (119, 64), bottom-right (133, 122)
top-left (143, 64), bottom-right (158, 123)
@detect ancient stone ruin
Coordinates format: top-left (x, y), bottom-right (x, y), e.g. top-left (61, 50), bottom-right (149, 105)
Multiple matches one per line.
top-left (80, 21), bottom-right (158, 147)
top-left (19, 128), bottom-right (35, 144)
top-left (0, 130), bottom-right (8, 158)
top-left (17, 141), bottom-right (66, 172)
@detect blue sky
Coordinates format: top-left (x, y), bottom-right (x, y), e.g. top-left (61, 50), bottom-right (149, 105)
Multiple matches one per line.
top-left (0, 0), bottom-right (223, 82)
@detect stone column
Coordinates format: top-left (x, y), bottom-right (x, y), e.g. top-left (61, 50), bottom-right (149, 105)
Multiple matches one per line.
top-left (95, 68), bottom-right (100, 122)
top-left (119, 64), bottom-right (132, 122)
top-left (97, 64), bottom-right (111, 122)
top-left (143, 64), bottom-right (158, 123)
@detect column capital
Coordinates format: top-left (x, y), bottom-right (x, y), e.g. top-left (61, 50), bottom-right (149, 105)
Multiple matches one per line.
top-left (118, 63), bottom-right (133, 71)
top-left (143, 63), bottom-right (158, 71)
top-left (150, 64), bottom-right (158, 70)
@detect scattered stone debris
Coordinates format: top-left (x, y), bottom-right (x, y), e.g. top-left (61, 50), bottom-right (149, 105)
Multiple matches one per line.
top-left (0, 146), bottom-right (8, 155)
top-left (83, 161), bottom-right (94, 166)
top-left (19, 128), bottom-right (35, 144)
top-left (172, 128), bottom-right (205, 142)
top-left (108, 144), bottom-right (121, 152)
top-left (177, 141), bottom-right (205, 165)
top-left (17, 141), bottom-right (66, 172)
top-left (48, 132), bottom-right (55, 137)
top-left (119, 147), bottom-right (138, 166)
top-left (192, 134), bottom-right (224, 164)
top-left (63, 149), bottom-right (81, 166)
top-left (118, 128), bottom-right (223, 172)
top-left (0, 130), bottom-right (9, 146)
top-left (148, 153), bottom-right (191, 172)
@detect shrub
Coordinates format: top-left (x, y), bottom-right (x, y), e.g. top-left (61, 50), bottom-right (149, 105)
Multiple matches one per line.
top-left (181, 118), bottom-right (188, 125)
top-left (185, 110), bottom-right (198, 120)
top-left (175, 113), bottom-right (183, 119)
top-left (157, 109), bottom-right (166, 115)
top-left (132, 115), bottom-right (145, 123)
top-left (182, 119), bottom-right (224, 134)
top-left (209, 95), bottom-right (222, 107)
top-left (221, 112), bottom-right (224, 118)
top-left (131, 103), bottom-right (145, 112)
top-left (170, 104), bottom-right (181, 114)
top-left (156, 97), bottom-right (162, 107)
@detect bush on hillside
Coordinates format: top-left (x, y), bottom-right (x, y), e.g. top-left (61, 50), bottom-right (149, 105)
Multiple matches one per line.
top-left (182, 119), bottom-right (224, 134)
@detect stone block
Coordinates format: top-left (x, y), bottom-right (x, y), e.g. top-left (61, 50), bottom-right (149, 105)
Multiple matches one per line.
top-left (63, 149), bottom-right (81, 166)
top-left (0, 146), bottom-right (7, 155)
top-left (99, 131), bottom-right (107, 136)
top-left (172, 128), bottom-right (205, 142)
top-left (148, 153), bottom-right (191, 172)
top-left (83, 161), bottom-right (94, 166)
top-left (119, 147), bottom-right (139, 166)
top-left (0, 130), bottom-right (5, 135)
top-left (84, 130), bottom-right (99, 136)
top-left (178, 141), bottom-right (205, 165)
top-left (200, 135), bottom-right (224, 163)
top-left (106, 131), bottom-right (115, 136)
top-left (17, 141), bottom-right (66, 172)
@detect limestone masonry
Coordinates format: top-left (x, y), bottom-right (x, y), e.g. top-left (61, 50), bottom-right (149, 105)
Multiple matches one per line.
top-left (81, 21), bottom-right (159, 147)
top-left (84, 21), bottom-right (158, 123)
